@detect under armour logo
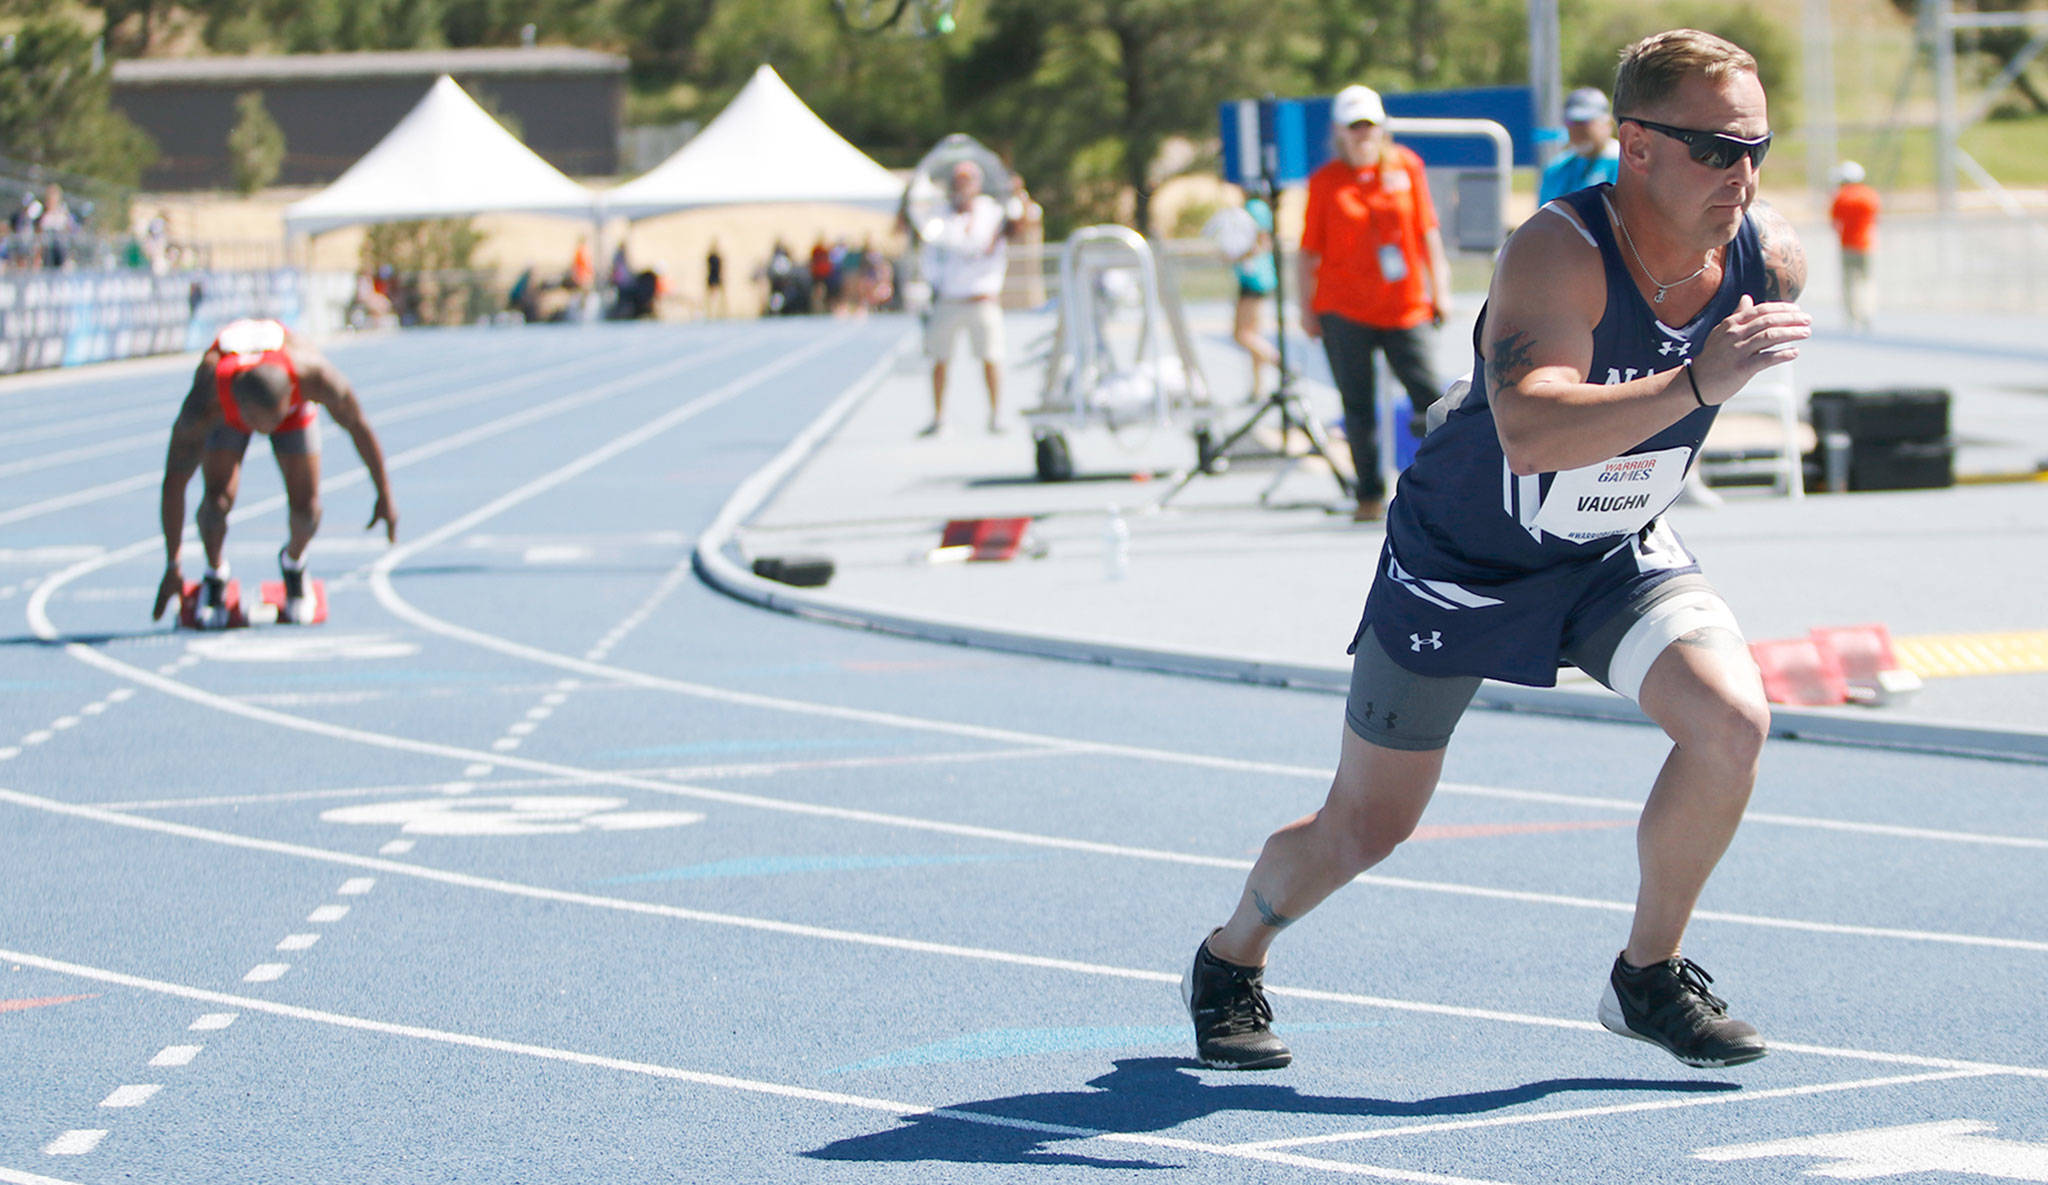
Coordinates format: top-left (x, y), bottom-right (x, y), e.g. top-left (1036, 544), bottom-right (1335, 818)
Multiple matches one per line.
top-left (1410, 631), bottom-right (1443, 652)
top-left (1658, 340), bottom-right (1691, 358)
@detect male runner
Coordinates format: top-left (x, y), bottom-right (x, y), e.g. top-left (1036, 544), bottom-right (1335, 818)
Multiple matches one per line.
top-left (1185, 29), bottom-right (1809, 1072)
top-left (154, 319), bottom-right (397, 627)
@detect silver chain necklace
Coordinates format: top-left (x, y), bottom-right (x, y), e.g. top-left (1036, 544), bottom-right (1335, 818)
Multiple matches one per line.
top-left (1604, 195), bottom-right (1711, 304)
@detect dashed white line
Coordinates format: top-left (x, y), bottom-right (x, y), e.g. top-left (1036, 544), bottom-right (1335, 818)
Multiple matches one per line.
top-left (307, 905), bottom-right (349, 923)
top-left (0, 748), bottom-right (18, 761)
top-left (462, 763), bottom-right (493, 778)
top-left (49, 717), bottom-right (78, 731)
top-left (98, 1085), bottom-right (161, 1108)
top-left (147, 1045), bottom-right (200, 1067)
top-left (276, 934), bottom-right (320, 952)
top-left (525, 706), bottom-right (552, 721)
top-left (4, 947), bottom-right (1516, 1185)
top-left (242, 964), bottom-right (289, 983)
top-left (490, 737), bottom-right (520, 751)
top-left (40, 1131), bottom-right (105, 1157)
top-left (189, 1013), bottom-right (236, 1031)
top-left (378, 840), bottom-right (415, 855)
top-left (21, 731), bottom-right (52, 745)
top-left (105, 689), bottom-right (134, 704)
top-left (79, 703), bottom-right (105, 717)
top-left (506, 722), bottom-right (537, 737)
top-left (338, 878), bottom-right (375, 896)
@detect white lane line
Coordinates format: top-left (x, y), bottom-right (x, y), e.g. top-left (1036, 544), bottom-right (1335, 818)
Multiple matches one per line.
top-left (462, 763), bottom-right (493, 778)
top-left (39, 1131), bottom-right (104, 1157)
top-left (0, 946), bottom-right (1516, 1185)
top-left (98, 1084), bottom-right (162, 1108)
top-left (0, 748), bottom-right (18, 761)
top-left (0, 333), bottom-right (745, 528)
top-left (1234, 1068), bottom-right (2004, 1152)
top-left (307, 905), bottom-right (349, 923)
top-left (276, 934), bottom-right (320, 952)
top-left (148, 1045), bottom-right (200, 1067)
top-left (490, 738), bottom-right (521, 751)
top-left (0, 798), bottom-right (2041, 1082)
top-left (7, 670), bottom-right (2046, 959)
top-left (379, 840), bottom-right (415, 855)
top-left (97, 749), bottom-right (1065, 811)
top-left (49, 717), bottom-right (78, 730)
top-left (21, 731), bottom-right (52, 745)
top-left (242, 963), bottom-right (288, 982)
top-left (337, 877), bottom-right (375, 895)
top-left (0, 1163), bottom-right (88, 1184)
top-left (189, 1013), bottom-right (236, 1031)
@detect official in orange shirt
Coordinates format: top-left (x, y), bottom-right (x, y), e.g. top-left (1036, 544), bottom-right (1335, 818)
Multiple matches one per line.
top-left (1301, 84), bottom-right (1453, 521)
top-left (1829, 160), bottom-right (1879, 332)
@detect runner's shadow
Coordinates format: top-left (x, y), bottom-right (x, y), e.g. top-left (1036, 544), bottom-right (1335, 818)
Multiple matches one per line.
top-left (805, 1056), bottom-right (1737, 1170)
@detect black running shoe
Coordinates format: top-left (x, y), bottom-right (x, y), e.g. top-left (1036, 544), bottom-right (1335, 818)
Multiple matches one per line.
top-left (279, 547), bottom-right (311, 624)
top-left (1598, 953), bottom-right (1766, 1068)
top-left (1183, 934), bottom-right (1292, 1070)
top-left (280, 548), bottom-right (305, 603)
top-left (199, 572), bottom-right (229, 629)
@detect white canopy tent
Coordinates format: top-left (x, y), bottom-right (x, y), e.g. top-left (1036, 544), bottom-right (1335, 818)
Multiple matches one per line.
top-left (603, 64), bottom-right (904, 220)
top-left (284, 75), bottom-right (599, 236)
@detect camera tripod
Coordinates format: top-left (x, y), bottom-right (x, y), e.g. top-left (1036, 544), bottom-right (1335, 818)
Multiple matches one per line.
top-left (1154, 166), bottom-right (1354, 511)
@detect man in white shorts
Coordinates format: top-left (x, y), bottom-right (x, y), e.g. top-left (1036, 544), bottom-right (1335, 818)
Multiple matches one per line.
top-left (919, 160), bottom-right (1013, 435)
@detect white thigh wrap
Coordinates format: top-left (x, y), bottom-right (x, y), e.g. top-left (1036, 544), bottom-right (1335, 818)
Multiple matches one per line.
top-left (1606, 590), bottom-right (1745, 704)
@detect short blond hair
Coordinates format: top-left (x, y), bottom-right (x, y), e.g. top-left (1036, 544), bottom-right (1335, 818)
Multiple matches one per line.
top-left (1613, 29), bottom-right (1758, 118)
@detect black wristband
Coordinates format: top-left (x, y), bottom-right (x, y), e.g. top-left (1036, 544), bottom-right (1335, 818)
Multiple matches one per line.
top-left (1682, 362), bottom-right (1707, 408)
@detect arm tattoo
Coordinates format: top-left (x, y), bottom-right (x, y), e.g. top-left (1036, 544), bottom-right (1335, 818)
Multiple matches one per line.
top-left (1252, 890), bottom-right (1297, 931)
top-left (1485, 327), bottom-right (1537, 394)
top-left (1750, 199), bottom-right (1807, 302)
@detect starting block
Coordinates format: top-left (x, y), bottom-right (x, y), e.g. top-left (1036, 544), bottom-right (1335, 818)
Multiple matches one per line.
top-left (1809, 622), bottom-right (1921, 707)
top-left (1749, 637), bottom-right (1850, 706)
top-left (933, 517), bottom-right (1037, 563)
top-left (177, 578), bottom-right (326, 629)
top-left (178, 579), bottom-right (247, 630)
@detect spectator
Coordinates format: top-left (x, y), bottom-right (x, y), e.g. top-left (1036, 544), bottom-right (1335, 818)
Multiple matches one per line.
top-left (1829, 160), bottom-right (1880, 333)
top-left (918, 159), bottom-right (1017, 436)
top-left (1224, 192), bottom-right (1282, 401)
top-left (36, 183), bottom-right (74, 270)
top-left (1299, 84), bottom-right (1453, 521)
top-left (1538, 88), bottom-right (1622, 208)
top-left (809, 237), bottom-right (834, 313)
top-left (705, 240), bottom-right (727, 319)
top-left (569, 237), bottom-right (594, 291)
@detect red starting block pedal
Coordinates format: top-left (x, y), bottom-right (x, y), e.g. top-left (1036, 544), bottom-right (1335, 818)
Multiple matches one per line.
top-left (177, 580), bottom-right (248, 631)
top-left (937, 516), bottom-right (1035, 562)
top-left (1749, 637), bottom-right (1850, 706)
top-left (260, 579), bottom-right (328, 625)
top-left (1809, 622), bottom-right (1922, 706)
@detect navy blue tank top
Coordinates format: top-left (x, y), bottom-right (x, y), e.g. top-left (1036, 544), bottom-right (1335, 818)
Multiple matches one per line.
top-left (1359, 184), bottom-right (1768, 683)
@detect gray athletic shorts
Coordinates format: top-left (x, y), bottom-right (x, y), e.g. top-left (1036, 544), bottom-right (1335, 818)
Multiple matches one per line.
top-left (206, 418), bottom-right (320, 458)
top-left (1344, 573), bottom-right (1738, 750)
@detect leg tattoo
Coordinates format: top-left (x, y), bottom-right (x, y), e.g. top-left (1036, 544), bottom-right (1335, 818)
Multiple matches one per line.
top-left (1252, 890), bottom-right (1297, 931)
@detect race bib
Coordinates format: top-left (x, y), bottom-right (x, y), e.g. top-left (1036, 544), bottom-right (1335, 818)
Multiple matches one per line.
top-left (216, 319), bottom-right (285, 357)
top-left (1529, 446), bottom-right (1692, 543)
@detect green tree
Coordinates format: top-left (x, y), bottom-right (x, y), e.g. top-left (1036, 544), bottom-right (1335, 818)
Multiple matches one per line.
top-left (226, 90), bottom-right (286, 194)
top-left (359, 218), bottom-right (488, 325)
top-left (0, 19), bottom-right (158, 189)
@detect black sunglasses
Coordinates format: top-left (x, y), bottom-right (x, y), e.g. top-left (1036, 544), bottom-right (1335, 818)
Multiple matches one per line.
top-left (1623, 117), bottom-right (1772, 171)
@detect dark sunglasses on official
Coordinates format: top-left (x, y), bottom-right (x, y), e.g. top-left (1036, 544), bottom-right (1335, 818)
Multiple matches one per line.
top-left (1623, 117), bottom-right (1772, 171)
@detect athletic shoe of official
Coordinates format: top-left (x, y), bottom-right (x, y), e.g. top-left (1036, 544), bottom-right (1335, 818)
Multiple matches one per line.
top-left (1597, 953), bottom-right (1767, 1068)
top-left (1183, 933), bottom-right (1292, 1070)
top-left (199, 570), bottom-right (230, 630)
top-left (278, 547), bottom-right (312, 624)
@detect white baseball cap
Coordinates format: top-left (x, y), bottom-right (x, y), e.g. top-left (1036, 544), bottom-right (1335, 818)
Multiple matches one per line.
top-left (1332, 85), bottom-right (1386, 127)
top-left (1562, 87), bottom-right (1611, 123)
